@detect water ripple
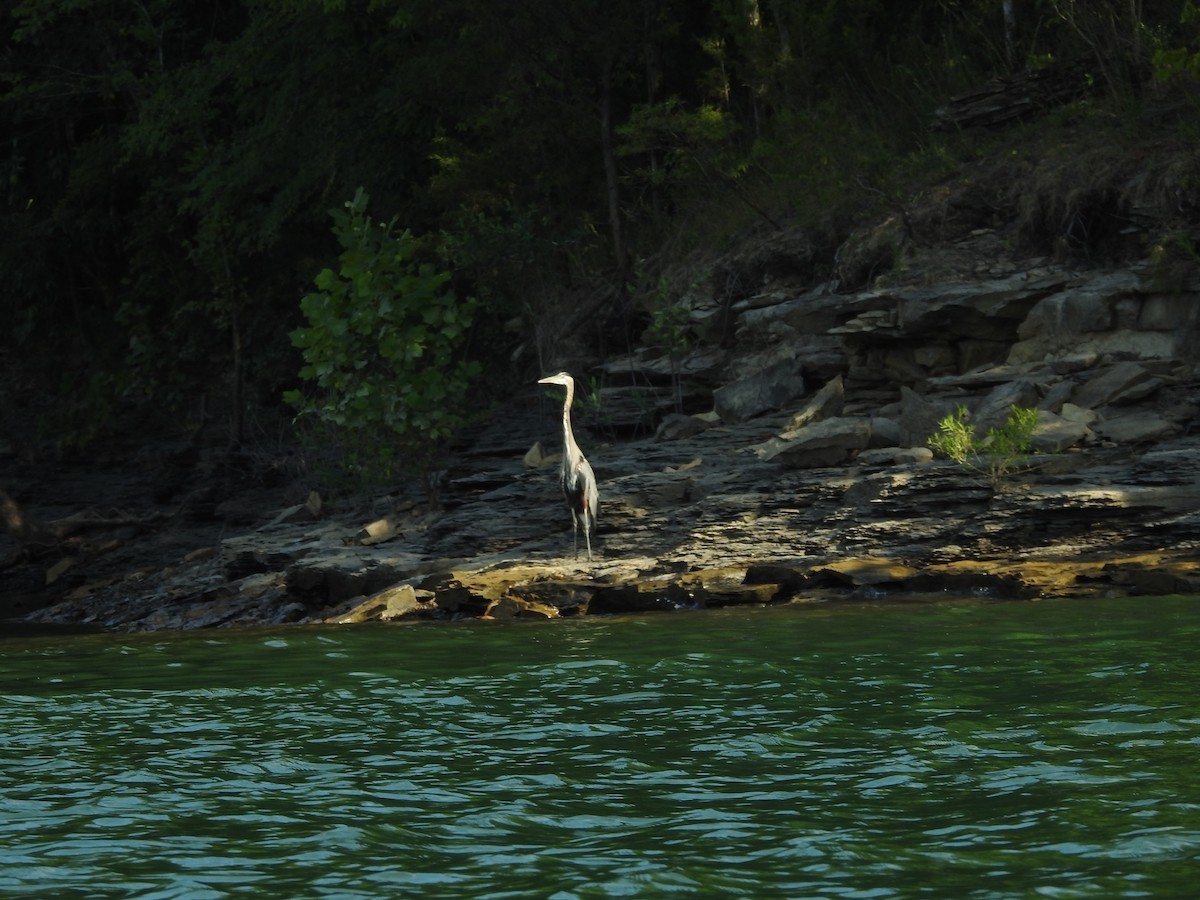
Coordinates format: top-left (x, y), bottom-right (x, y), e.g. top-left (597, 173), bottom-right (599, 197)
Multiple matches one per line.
top-left (2, 597), bottom-right (1199, 896)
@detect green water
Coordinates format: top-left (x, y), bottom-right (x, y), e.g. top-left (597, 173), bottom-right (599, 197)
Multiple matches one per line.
top-left (2, 597), bottom-right (1199, 898)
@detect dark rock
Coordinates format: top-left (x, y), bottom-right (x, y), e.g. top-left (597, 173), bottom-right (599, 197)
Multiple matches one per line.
top-left (590, 581), bottom-right (693, 614)
top-left (974, 380), bottom-right (1040, 430)
top-left (783, 375), bottom-right (845, 430)
top-left (758, 417), bottom-right (872, 468)
top-left (1032, 411), bottom-right (1094, 452)
top-left (899, 387), bottom-right (960, 449)
top-left (867, 417), bottom-right (902, 448)
top-left (1093, 411), bottom-right (1179, 444)
top-left (1074, 361), bottom-right (1163, 409)
top-left (1099, 563), bottom-right (1200, 595)
top-left (931, 64), bottom-right (1089, 131)
top-left (656, 413), bottom-right (711, 441)
top-left (713, 358), bottom-right (806, 423)
top-left (14, 229), bottom-right (1200, 634)
top-left (223, 551), bottom-right (271, 580)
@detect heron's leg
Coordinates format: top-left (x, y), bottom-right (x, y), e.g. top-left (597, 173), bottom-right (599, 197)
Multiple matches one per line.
top-left (584, 518), bottom-right (593, 561)
top-left (571, 511), bottom-right (579, 558)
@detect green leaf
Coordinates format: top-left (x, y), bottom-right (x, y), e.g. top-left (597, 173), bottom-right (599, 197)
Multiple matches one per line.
top-left (285, 188), bottom-right (477, 483)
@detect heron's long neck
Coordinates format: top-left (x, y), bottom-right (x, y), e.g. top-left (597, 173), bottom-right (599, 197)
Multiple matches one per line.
top-left (561, 382), bottom-right (576, 453)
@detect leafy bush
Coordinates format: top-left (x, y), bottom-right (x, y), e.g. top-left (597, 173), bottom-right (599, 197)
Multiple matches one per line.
top-left (634, 267), bottom-right (697, 415)
top-left (928, 404), bottom-right (1039, 486)
top-left (285, 189), bottom-right (478, 487)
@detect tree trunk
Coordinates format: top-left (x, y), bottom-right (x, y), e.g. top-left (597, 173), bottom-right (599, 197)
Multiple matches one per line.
top-left (1003, 0), bottom-right (1017, 72)
top-left (1, 489), bottom-right (37, 541)
top-left (229, 290), bottom-right (245, 447)
top-left (599, 56), bottom-right (630, 287)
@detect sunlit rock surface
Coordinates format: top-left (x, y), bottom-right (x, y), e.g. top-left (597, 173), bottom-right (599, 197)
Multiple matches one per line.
top-left (9, 254), bottom-right (1200, 631)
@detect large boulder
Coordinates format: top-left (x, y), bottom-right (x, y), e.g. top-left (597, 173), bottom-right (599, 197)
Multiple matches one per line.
top-left (757, 416), bottom-right (873, 468)
top-left (1073, 361), bottom-right (1163, 409)
top-left (1008, 270), bottom-right (1198, 364)
top-left (1032, 410), bottom-right (1094, 452)
top-left (891, 272), bottom-right (1068, 340)
top-left (899, 386), bottom-right (960, 449)
top-left (783, 375), bottom-right (845, 431)
top-left (973, 379), bottom-right (1041, 431)
top-left (1094, 411), bottom-right (1179, 444)
top-left (713, 357), bottom-right (806, 422)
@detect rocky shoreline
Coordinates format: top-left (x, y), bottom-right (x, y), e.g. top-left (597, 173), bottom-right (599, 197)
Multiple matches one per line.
top-left (4, 240), bottom-right (1199, 633)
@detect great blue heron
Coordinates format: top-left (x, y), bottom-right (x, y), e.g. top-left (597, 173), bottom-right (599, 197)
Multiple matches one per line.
top-left (538, 372), bottom-right (599, 561)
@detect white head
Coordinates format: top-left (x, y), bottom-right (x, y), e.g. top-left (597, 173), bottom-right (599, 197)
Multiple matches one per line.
top-left (537, 372), bottom-right (574, 389)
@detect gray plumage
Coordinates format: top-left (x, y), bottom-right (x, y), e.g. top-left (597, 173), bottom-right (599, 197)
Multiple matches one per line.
top-left (538, 372), bottom-right (599, 560)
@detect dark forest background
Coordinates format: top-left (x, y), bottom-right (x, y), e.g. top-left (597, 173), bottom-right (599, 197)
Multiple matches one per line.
top-left (3, 0), bottom-right (1197, 485)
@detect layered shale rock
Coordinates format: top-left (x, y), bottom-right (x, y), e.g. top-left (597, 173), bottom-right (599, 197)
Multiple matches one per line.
top-left (11, 242), bottom-right (1200, 630)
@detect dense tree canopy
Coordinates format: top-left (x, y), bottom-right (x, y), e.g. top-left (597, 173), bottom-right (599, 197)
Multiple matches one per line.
top-left (1, 0), bottom-right (1190, 460)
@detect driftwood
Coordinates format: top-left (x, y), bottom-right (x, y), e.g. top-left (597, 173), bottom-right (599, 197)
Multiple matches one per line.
top-left (1, 489), bottom-right (35, 541)
top-left (39, 509), bottom-right (174, 541)
top-left (2, 488), bottom-right (172, 546)
top-left (931, 65), bottom-right (1089, 131)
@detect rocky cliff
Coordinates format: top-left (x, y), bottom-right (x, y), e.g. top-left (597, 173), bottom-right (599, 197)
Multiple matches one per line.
top-left (9, 228), bottom-right (1199, 630)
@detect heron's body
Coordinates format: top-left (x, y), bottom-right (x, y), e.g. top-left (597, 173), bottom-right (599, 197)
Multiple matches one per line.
top-left (538, 372), bottom-right (599, 560)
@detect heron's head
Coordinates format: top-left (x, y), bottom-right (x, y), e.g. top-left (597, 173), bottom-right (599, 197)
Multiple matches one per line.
top-left (537, 372), bottom-right (574, 389)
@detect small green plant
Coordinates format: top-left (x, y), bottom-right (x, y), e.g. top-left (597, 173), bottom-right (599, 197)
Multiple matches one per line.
top-left (1149, 230), bottom-right (1200, 293)
top-left (637, 268), bottom-right (697, 415)
top-left (561, 375), bottom-right (614, 438)
top-left (928, 404), bottom-right (1039, 486)
top-left (645, 276), bottom-right (693, 355)
top-left (1153, 2), bottom-right (1200, 83)
top-left (284, 188), bottom-right (478, 495)
top-left (575, 376), bottom-right (604, 416)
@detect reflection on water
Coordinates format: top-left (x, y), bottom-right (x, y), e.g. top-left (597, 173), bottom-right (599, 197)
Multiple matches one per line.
top-left (2, 597), bottom-right (1198, 897)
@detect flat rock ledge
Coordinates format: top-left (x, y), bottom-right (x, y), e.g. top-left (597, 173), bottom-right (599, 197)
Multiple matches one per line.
top-left (12, 256), bottom-right (1200, 631)
top-left (18, 420), bottom-right (1200, 632)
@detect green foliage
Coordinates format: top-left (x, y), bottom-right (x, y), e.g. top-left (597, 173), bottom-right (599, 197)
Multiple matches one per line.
top-left (574, 377), bottom-right (605, 419)
top-left (638, 275), bottom-right (691, 357)
top-left (1154, 1), bottom-right (1200, 83)
top-left (617, 100), bottom-right (737, 196)
top-left (1150, 229), bottom-right (1200, 292)
top-left (928, 405), bottom-right (1040, 487)
top-left (1, 0), bottom-right (1187, 458)
top-left (632, 266), bottom-right (696, 415)
top-left (285, 189), bottom-right (478, 484)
